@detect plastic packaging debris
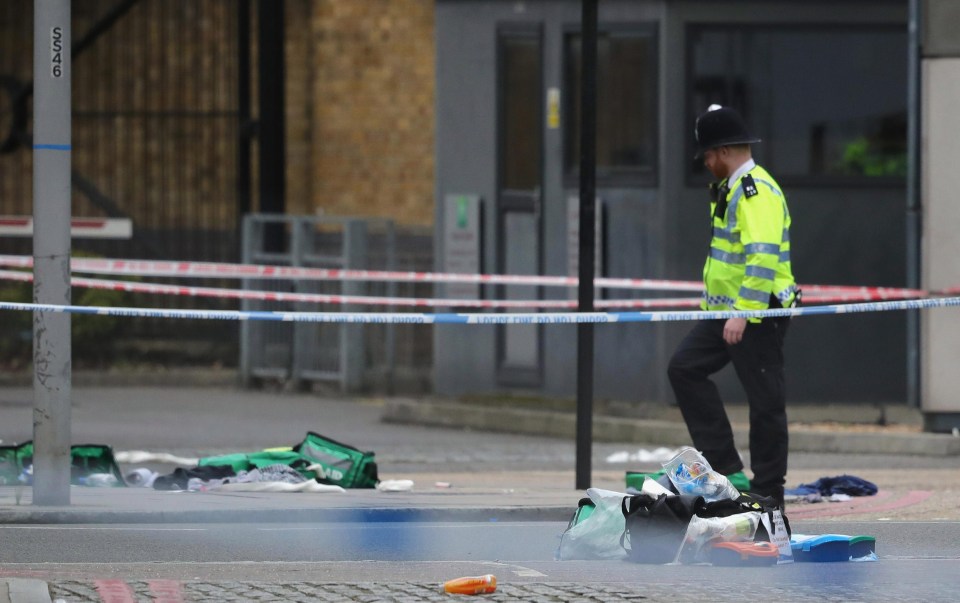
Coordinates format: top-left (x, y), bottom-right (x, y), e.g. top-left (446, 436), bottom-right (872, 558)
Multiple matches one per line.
top-left (78, 473), bottom-right (120, 487)
top-left (441, 574), bottom-right (497, 595)
top-left (124, 468), bottom-right (158, 488)
top-left (556, 488), bottom-right (630, 561)
top-left (691, 512), bottom-right (760, 543)
top-left (376, 479), bottom-right (414, 492)
top-left (661, 447), bottom-right (740, 501)
top-left (679, 512), bottom-right (761, 562)
top-left (639, 476), bottom-right (673, 497)
top-left (790, 533), bottom-right (877, 563)
top-left (710, 541), bottom-right (780, 566)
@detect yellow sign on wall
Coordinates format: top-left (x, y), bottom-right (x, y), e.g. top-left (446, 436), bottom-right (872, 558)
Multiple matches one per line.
top-left (547, 87), bottom-right (560, 129)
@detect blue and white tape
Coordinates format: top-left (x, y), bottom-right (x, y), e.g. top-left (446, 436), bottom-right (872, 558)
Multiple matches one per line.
top-left (2, 296), bottom-right (960, 324)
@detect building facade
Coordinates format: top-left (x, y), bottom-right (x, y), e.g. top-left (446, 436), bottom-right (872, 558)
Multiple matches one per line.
top-left (434, 0), bottom-right (912, 405)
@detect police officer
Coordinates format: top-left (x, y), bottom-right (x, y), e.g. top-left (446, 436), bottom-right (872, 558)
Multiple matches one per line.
top-left (667, 105), bottom-right (798, 507)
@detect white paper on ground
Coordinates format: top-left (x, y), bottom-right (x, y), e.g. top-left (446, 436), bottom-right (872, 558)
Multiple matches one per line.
top-left (212, 481), bottom-right (345, 493)
top-left (604, 447), bottom-right (680, 464)
top-left (761, 509), bottom-right (794, 563)
top-left (115, 450), bottom-right (200, 466)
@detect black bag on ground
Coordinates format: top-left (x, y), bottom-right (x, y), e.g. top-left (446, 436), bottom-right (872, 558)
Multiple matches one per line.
top-left (621, 493), bottom-right (705, 564)
top-left (622, 492), bottom-right (791, 564)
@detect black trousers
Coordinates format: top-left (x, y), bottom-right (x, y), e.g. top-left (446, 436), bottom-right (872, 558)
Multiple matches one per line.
top-left (667, 318), bottom-right (789, 495)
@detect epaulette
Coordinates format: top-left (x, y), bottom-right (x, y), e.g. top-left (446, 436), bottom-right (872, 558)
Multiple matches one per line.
top-left (741, 174), bottom-right (758, 198)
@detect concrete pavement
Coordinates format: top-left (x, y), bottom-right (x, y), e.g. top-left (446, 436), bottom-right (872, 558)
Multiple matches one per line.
top-left (1, 389), bottom-right (957, 527)
top-left (3, 387), bottom-right (959, 602)
top-left (383, 397), bottom-right (960, 456)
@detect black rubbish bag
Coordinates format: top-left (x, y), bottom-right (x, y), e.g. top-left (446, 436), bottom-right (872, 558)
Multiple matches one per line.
top-left (621, 493), bottom-right (705, 564)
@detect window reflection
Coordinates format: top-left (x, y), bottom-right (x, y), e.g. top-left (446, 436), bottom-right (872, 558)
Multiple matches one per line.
top-left (565, 27), bottom-right (658, 182)
top-left (689, 26), bottom-right (907, 181)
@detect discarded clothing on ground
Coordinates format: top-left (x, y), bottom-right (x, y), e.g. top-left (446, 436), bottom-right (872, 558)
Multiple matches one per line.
top-left (213, 481), bottom-right (345, 493)
top-left (196, 431), bottom-right (379, 489)
top-left (785, 475), bottom-right (878, 498)
top-left (115, 450), bottom-right (199, 467)
top-left (147, 432), bottom-right (379, 491)
top-left (236, 464), bottom-right (308, 485)
top-left (2, 432), bottom-right (379, 491)
top-left (153, 465), bottom-right (237, 491)
top-left (152, 463), bottom-right (344, 492)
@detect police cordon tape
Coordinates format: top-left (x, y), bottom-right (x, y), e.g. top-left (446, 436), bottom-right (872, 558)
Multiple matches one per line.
top-left (0, 254), bottom-right (932, 297)
top-left (2, 295), bottom-right (960, 324)
top-left (0, 268), bottom-right (922, 309)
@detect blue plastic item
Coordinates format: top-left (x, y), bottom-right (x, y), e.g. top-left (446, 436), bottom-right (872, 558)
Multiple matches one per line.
top-left (790, 534), bottom-right (877, 562)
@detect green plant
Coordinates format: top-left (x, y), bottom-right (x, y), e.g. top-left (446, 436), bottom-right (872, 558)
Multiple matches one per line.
top-left (0, 260), bottom-right (133, 365)
top-left (838, 136), bottom-right (907, 177)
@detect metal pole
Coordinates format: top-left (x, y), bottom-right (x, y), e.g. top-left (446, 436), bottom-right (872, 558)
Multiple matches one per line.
top-left (906, 0), bottom-right (922, 409)
top-left (258, 0), bottom-right (286, 253)
top-left (32, 0), bottom-right (72, 506)
top-left (237, 0), bottom-right (252, 251)
top-left (575, 0), bottom-right (598, 490)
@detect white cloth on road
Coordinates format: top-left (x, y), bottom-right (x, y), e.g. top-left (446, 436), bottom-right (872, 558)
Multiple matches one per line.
top-left (212, 481), bottom-right (345, 493)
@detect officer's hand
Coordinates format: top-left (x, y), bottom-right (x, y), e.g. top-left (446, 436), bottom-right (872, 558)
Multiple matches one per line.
top-left (723, 317), bottom-right (747, 345)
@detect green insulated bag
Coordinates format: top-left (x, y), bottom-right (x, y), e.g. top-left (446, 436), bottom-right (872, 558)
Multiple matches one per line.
top-left (293, 432), bottom-right (379, 489)
top-left (0, 441), bottom-right (125, 486)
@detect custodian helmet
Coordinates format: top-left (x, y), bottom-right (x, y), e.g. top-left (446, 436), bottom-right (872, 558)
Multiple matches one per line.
top-left (694, 104), bottom-right (761, 158)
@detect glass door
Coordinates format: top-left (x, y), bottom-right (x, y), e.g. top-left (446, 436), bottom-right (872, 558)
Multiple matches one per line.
top-left (496, 25), bottom-right (543, 386)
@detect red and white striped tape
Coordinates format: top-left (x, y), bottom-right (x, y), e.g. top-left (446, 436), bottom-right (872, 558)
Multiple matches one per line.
top-left (0, 269), bottom-right (924, 309)
top-left (0, 254), bottom-right (932, 298)
top-left (0, 216), bottom-right (132, 238)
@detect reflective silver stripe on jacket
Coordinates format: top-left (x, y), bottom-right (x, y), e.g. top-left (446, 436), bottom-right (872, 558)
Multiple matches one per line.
top-left (738, 286), bottom-right (771, 303)
top-left (713, 227), bottom-right (740, 243)
top-left (710, 247), bottom-right (745, 265)
top-left (744, 242), bottom-right (780, 255)
top-left (745, 265), bottom-right (776, 281)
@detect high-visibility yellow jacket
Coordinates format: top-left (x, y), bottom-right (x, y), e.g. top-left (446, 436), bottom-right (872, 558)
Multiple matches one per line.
top-left (702, 164), bottom-right (797, 316)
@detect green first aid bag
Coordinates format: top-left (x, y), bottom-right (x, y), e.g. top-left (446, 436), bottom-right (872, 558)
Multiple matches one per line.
top-left (294, 431), bottom-right (379, 489)
top-left (0, 441), bottom-right (125, 486)
top-left (198, 450), bottom-right (309, 474)
top-left (197, 432), bottom-right (379, 489)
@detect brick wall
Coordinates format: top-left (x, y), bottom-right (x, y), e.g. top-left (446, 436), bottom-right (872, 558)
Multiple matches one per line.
top-left (0, 0), bottom-right (437, 237)
top-left (301, 0), bottom-right (436, 226)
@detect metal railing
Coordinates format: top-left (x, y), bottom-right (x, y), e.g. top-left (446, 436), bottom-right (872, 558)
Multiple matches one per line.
top-left (239, 213), bottom-right (399, 392)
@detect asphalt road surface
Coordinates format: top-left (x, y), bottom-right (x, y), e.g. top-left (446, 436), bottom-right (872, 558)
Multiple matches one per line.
top-left (3, 387), bottom-right (960, 601)
top-left (2, 520), bottom-right (959, 602)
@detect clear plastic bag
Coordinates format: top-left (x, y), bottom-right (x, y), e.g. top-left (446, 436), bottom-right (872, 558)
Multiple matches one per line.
top-left (661, 447), bottom-right (740, 501)
top-left (678, 512), bottom-right (761, 563)
top-left (556, 488), bottom-right (629, 560)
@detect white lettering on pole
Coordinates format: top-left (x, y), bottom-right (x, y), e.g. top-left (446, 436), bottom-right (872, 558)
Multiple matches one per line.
top-left (50, 27), bottom-right (63, 78)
